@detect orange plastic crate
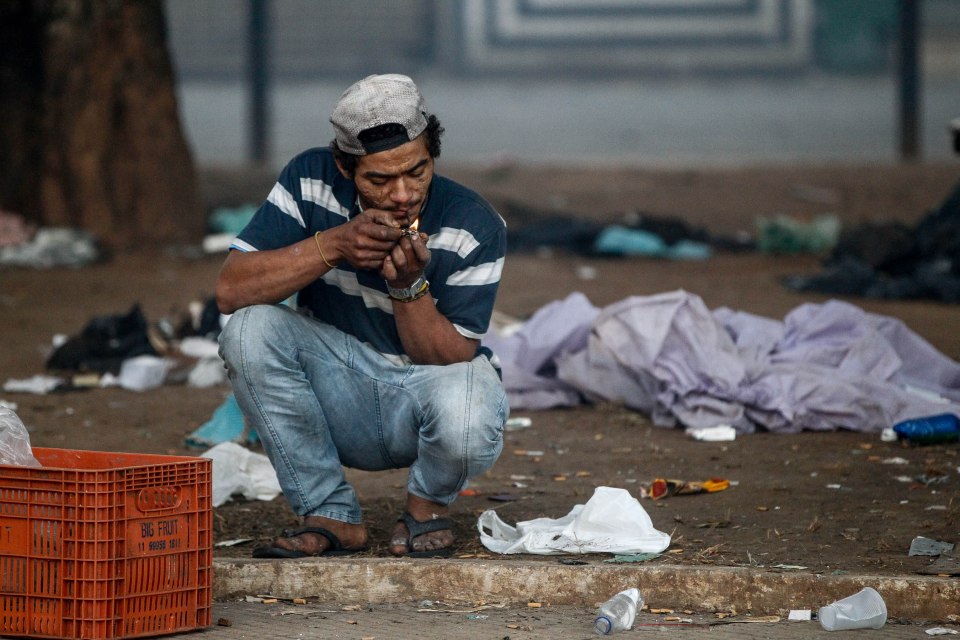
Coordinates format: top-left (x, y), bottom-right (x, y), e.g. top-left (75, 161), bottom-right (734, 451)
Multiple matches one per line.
top-left (0, 447), bottom-right (212, 639)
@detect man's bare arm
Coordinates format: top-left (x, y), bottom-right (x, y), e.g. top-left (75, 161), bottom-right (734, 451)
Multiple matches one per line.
top-left (216, 212), bottom-right (403, 314)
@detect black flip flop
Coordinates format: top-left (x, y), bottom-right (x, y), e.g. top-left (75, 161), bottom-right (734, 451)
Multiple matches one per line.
top-left (252, 526), bottom-right (367, 559)
top-left (396, 511), bottom-right (455, 558)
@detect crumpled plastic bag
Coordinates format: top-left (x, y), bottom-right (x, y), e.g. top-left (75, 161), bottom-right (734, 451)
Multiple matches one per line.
top-left (201, 441), bottom-right (280, 507)
top-left (0, 407), bottom-right (41, 467)
top-left (478, 486), bottom-right (671, 555)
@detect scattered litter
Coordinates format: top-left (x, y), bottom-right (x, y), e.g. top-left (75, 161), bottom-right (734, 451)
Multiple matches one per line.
top-left (513, 449), bottom-right (544, 457)
top-left (895, 476), bottom-right (914, 483)
top-left (0, 406), bottom-right (41, 467)
top-left (458, 488), bottom-right (480, 497)
top-left (558, 558), bottom-right (588, 565)
top-left (202, 441), bottom-right (281, 507)
top-left (909, 536), bottom-right (956, 557)
top-left (202, 233), bottom-right (237, 254)
top-left (417, 603), bottom-right (506, 613)
top-left (504, 416), bottom-right (533, 431)
top-left (179, 336), bottom-right (221, 359)
top-left (214, 538), bottom-right (253, 547)
top-left (686, 425), bottom-right (736, 441)
top-left (187, 356), bottom-right (228, 388)
top-left (756, 213), bottom-right (839, 255)
top-left (826, 484), bottom-right (843, 489)
top-left (603, 553), bottom-right (661, 564)
top-left (118, 355), bottom-right (173, 392)
top-left (916, 474), bottom-right (949, 486)
top-left (818, 587), bottom-right (887, 631)
top-left (209, 204), bottom-right (257, 234)
top-left (918, 554), bottom-right (960, 576)
top-left (47, 304), bottom-right (156, 374)
top-left (882, 457), bottom-right (909, 465)
top-left (593, 225), bottom-right (712, 260)
top-left (186, 393), bottom-right (257, 448)
top-left (466, 614), bottom-right (488, 620)
top-left (926, 628), bottom-right (960, 636)
top-left (771, 564), bottom-right (808, 571)
top-left (713, 615), bottom-right (781, 625)
top-left (880, 427), bottom-right (898, 442)
top-left (0, 227), bottom-right (99, 268)
top-left (644, 477), bottom-right (730, 500)
top-left (576, 265), bottom-right (598, 280)
top-left (487, 494), bottom-right (518, 502)
top-left (893, 414), bottom-right (960, 445)
top-left (478, 486), bottom-right (670, 555)
top-left (788, 609), bottom-right (812, 621)
top-left (3, 375), bottom-right (65, 395)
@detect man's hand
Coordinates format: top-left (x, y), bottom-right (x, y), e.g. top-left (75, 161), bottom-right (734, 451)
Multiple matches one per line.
top-left (331, 209), bottom-right (405, 271)
top-left (382, 230), bottom-right (430, 286)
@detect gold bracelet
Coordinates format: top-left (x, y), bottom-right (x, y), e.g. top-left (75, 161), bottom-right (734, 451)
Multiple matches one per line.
top-left (314, 231), bottom-right (334, 268)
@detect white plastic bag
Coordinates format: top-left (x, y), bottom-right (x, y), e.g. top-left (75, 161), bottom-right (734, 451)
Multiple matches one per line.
top-left (0, 407), bottom-right (41, 467)
top-left (478, 486), bottom-right (671, 555)
top-left (201, 442), bottom-right (281, 507)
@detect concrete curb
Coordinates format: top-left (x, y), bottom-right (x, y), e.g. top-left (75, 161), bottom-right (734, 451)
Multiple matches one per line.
top-left (214, 559), bottom-right (960, 621)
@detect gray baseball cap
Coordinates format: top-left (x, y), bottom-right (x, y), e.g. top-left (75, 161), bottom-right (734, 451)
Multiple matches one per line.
top-left (330, 74), bottom-right (429, 155)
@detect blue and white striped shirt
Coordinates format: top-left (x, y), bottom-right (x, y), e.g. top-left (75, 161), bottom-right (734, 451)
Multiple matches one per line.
top-left (231, 147), bottom-right (506, 362)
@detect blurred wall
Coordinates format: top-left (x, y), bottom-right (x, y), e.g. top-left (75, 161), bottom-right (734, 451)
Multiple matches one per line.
top-left (166, 0), bottom-right (960, 80)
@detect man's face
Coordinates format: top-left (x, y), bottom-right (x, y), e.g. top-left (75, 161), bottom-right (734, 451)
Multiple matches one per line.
top-left (342, 135), bottom-right (434, 228)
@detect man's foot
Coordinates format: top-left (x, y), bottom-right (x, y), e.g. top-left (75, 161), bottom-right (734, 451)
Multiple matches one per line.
top-left (388, 494), bottom-right (455, 557)
top-left (254, 515), bottom-right (368, 558)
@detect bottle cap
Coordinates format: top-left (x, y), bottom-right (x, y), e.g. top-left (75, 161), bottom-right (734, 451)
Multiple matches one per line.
top-left (594, 615), bottom-right (612, 634)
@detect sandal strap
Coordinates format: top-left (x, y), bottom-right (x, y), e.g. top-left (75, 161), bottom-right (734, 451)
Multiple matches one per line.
top-left (279, 526), bottom-right (345, 551)
top-left (399, 511), bottom-right (453, 540)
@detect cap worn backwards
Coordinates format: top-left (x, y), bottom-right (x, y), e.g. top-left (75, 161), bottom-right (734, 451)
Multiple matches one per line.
top-left (330, 74), bottom-right (429, 156)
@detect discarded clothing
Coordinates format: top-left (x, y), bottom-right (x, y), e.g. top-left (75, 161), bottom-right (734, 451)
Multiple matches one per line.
top-left (502, 200), bottom-right (748, 257)
top-left (483, 290), bottom-right (960, 433)
top-left (47, 304), bottom-right (157, 374)
top-left (785, 180), bottom-right (960, 302)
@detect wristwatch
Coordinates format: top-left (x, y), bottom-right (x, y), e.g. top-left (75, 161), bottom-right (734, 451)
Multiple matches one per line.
top-left (386, 275), bottom-right (429, 302)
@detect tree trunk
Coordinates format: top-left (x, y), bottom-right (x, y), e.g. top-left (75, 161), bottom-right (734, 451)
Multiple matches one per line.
top-left (0, 0), bottom-right (202, 250)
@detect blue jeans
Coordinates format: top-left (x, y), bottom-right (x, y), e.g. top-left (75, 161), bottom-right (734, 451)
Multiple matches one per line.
top-left (218, 304), bottom-right (507, 524)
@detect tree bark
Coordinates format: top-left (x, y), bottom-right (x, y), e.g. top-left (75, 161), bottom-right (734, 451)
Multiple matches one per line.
top-left (0, 0), bottom-right (202, 250)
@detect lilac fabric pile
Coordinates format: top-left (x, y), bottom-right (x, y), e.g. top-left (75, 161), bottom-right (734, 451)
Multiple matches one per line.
top-left (483, 291), bottom-right (960, 434)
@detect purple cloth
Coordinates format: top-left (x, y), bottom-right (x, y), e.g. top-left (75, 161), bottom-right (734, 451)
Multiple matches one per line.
top-left (484, 290), bottom-right (960, 433)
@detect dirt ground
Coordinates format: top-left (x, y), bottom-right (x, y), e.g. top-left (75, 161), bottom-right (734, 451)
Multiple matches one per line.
top-left (2, 161), bottom-right (959, 578)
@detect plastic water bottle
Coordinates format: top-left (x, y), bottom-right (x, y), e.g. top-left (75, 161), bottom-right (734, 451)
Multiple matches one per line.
top-left (893, 413), bottom-right (960, 445)
top-left (593, 588), bottom-right (642, 635)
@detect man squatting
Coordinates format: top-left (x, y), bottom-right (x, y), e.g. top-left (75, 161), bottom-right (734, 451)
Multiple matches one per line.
top-left (216, 74), bottom-right (509, 557)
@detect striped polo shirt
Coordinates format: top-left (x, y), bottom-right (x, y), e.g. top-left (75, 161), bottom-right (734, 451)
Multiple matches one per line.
top-left (231, 147), bottom-right (506, 363)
